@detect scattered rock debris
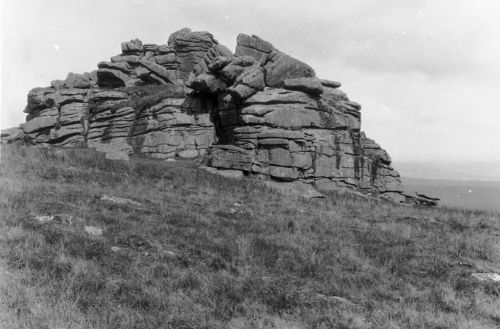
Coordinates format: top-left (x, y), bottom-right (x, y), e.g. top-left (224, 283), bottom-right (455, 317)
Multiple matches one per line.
top-left (262, 181), bottom-right (325, 199)
top-left (316, 293), bottom-right (358, 307)
top-left (471, 272), bottom-right (500, 283)
top-left (403, 193), bottom-right (440, 207)
top-left (399, 216), bottom-right (442, 225)
top-left (199, 165), bottom-right (218, 174)
top-left (33, 214), bottom-right (82, 225)
top-left (227, 202), bottom-right (243, 215)
top-left (100, 194), bottom-right (144, 208)
top-left (84, 226), bottom-right (103, 236)
top-left (34, 215), bottom-right (55, 223)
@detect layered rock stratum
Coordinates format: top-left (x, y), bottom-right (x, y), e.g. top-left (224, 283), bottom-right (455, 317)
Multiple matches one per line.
top-left (2, 28), bottom-right (426, 203)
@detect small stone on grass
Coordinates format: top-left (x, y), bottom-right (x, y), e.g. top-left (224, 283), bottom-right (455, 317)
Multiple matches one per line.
top-left (85, 226), bottom-right (103, 236)
top-left (471, 272), bottom-right (500, 283)
top-left (34, 215), bottom-right (54, 223)
top-left (101, 194), bottom-right (143, 208)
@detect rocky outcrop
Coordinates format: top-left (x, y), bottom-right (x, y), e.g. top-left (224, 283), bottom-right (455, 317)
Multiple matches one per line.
top-left (0, 126), bottom-right (25, 144)
top-left (3, 28), bottom-right (418, 203)
top-left (182, 34), bottom-right (404, 196)
top-left (16, 29), bottom-right (220, 159)
top-left (406, 193), bottom-right (440, 207)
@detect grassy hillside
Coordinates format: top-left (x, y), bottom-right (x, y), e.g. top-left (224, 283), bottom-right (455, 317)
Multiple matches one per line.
top-left (0, 145), bottom-right (499, 329)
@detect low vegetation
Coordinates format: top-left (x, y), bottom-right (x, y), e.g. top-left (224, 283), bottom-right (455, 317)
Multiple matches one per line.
top-left (0, 145), bottom-right (499, 329)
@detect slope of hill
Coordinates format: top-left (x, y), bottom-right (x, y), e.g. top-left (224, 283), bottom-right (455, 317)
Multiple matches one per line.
top-left (1, 145), bottom-right (500, 329)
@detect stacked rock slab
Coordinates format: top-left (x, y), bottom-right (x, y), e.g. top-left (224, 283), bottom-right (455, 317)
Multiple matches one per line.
top-left (187, 34), bottom-right (404, 198)
top-left (8, 28), bottom-right (409, 201)
top-left (19, 28), bottom-right (231, 159)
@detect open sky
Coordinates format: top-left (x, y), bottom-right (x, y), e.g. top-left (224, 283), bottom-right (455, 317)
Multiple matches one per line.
top-left (2, 0), bottom-right (500, 162)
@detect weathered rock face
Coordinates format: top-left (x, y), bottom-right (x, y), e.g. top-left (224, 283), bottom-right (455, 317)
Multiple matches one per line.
top-left (4, 28), bottom-right (410, 201)
top-left (184, 34), bottom-right (403, 195)
top-left (17, 28), bottom-right (221, 159)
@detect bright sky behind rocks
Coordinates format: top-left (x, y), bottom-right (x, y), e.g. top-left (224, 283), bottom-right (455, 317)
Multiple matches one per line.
top-left (2, 0), bottom-right (500, 162)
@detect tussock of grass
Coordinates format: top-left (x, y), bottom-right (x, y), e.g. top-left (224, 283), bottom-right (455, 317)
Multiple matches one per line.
top-left (1, 144), bottom-right (500, 328)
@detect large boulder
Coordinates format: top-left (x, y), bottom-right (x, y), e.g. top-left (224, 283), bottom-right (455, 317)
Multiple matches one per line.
top-left (235, 34), bottom-right (316, 87)
top-left (121, 38), bottom-right (143, 55)
top-left (282, 77), bottom-right (324, 95)
top-left (264, 51), bottom-right (316, 87)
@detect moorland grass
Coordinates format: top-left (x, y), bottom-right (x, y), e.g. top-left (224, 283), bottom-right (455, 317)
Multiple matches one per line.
top-left (0, 145), bottom-right (499, 329)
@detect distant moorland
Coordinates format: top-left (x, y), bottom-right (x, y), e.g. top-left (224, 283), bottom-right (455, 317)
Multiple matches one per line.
top-left (396, 161), bottom-right (500, 182)
top-left (402, 177), bottom-right (500, 213)
top-left (396, 161), bottom-right (500, 212)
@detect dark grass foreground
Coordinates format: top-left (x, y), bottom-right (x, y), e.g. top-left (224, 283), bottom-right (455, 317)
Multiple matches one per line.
top-left (0, 145), bottom-right (499, 329)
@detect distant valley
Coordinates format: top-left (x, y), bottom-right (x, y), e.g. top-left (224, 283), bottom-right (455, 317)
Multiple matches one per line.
top-left (395, 161), bottom-right (500, 181)
top-left (401, 177), bottom-right (500, 213)
top-left (395, 161), bottom-right (500, 212)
